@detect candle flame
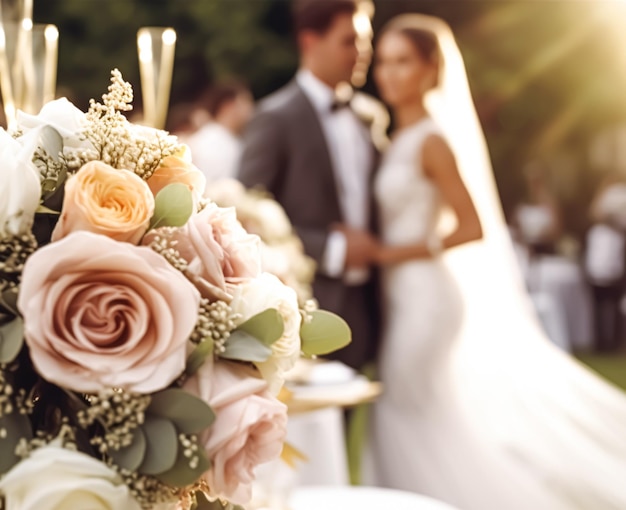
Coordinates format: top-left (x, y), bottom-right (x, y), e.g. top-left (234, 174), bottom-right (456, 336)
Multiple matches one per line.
top-left (44, 24), bottom-right (58, 42)
top-left (137, 31), bottom-right (153, 62)
top-left (162, 28), bottom-right (176, 46)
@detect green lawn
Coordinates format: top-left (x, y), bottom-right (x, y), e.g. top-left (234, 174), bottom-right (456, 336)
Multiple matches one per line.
top-left (577, 354), bottom-right (626, 390)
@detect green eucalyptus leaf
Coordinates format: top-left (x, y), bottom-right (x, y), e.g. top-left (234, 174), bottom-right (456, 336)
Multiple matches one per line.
top-left (149, 183), bottom-right (193, 230)
top-left (0, 317), bottom-right (24, 363)
top-left (36, 204), bottom-right (60, 215)
top-left (221, 330), bottom-right (273, 362)
top-left (0, 288), bottom-right (18, 317)
top-left (186, 339), bottom-right (214, 377)
top-left (41, 178), bottom-right (57, 193)
top-left (41, 168), bottom-right (67, 210)
top-left (109, 426), bottom-right (147, 472)
top-left (194, 496), bottom-right (244, 510)
top-left (300, 310), bottom-right (351, 356)
top-left (0, 412), bottom-right (32, 475)
top-left (237, 308), bottom-right (284, 346)
top-left (137, 416), bottom-right (178, 475)
top-left (39, 125), bottom-right (63, 162)
top-left (148, 388), bottom-right (215, 434)
top-left (194, 492), bottom-right (223, 510)
top-left (155, 443), bottom-right (211, 487)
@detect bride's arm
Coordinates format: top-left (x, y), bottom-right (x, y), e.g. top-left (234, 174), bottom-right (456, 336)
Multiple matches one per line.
top-left (374, 134), bottom-right (483, 265)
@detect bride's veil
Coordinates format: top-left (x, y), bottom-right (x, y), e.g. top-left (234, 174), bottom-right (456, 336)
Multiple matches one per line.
top-left (386, 14), bottom-right (626, 500)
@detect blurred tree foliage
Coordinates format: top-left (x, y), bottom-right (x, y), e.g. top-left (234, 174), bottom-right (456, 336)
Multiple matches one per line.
top-left (35, 0), bottom-right (297, 110)
top-left (32, 0), bottom-right (626, 239)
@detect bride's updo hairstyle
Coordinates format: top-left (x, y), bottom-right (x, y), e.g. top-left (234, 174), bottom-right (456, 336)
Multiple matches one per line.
top-left (381, 20), bottom-right (442, 90)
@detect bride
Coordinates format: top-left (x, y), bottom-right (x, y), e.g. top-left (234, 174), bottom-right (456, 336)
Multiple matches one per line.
top-left (365, 13), bottom-right (626, 510)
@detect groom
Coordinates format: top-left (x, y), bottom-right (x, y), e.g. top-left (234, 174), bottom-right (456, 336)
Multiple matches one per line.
top-left (237, 0), bottom-right (380, 371)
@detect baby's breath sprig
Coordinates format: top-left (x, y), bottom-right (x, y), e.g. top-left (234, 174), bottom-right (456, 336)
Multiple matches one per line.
top-left (115, 467), bottom-right (178, 510)
top-left (32, 146), bottom-right (68, 183)
top-left (77, 388), bottom-right (150, 454)
top-left (83, 69), bottom-right (181, 180)
top-left (14, 421), bottom-right (75, 460)
top-left (0, 232), bottom-right (37, 282)
top-left (147, 229), bottom-right (188, 272)
top-left (0, 370), bottom-right (15, 419)
top-left (191, 299), bottom-right (239, 354)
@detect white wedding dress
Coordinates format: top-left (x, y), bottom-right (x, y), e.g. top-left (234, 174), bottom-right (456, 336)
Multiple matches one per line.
top-left (365, 116), bottom-right (626, 510)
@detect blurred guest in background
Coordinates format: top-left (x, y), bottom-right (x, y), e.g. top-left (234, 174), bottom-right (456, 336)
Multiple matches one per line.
top-left (512, 160), bottom-right (562, 264)
top-left (238, 0), bottom-right (380, 371)
top-left (166, 101), bottom-right (208, 144)
top-left (584, 174), bottom-right (626, 353)
top-left (509, 160), bottom-right (593, 352)
top-left (187, 80), bottom-right (254, 186)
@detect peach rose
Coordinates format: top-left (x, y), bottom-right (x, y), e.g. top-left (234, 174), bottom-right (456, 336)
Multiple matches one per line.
top-left (183, 359), bottom-right (287, 505)
top-left (17, 231), bottom-right (200, 393)
top-left (146, 202), bottom-right (260, 295)
top-left (51, 161), bottom-right (154, 245)
top-left (147, 146), bottom-right (206, 199)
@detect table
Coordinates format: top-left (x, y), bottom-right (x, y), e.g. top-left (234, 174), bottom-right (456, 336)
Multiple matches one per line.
top-left (251, 361), bottom-right (383, 507)
top-left (288, 486), bottom-right (461, 510)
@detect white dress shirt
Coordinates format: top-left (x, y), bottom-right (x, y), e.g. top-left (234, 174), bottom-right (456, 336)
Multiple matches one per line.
top-left (186, 122), bottom-right (242, 190)
top-left (296, 69), bottom-right (373, 284)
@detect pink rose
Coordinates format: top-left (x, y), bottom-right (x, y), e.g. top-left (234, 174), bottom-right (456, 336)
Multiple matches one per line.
top-left (52, 161), bottom-right (155, 245)
top-left (17, 231), bottom-right (200, 393)
top-left (183, 359), bottom-right (287, 505)
top-left (146, 203), bottom-right (260, 294)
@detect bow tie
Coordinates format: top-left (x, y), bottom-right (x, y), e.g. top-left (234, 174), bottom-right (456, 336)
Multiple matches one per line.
top-left (330, 98), bottom-right (351, 112)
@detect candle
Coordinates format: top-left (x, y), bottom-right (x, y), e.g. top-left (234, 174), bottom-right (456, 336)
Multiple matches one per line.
top-left (0, 25), bottom-right (16, 129)
top-left (43, 24), bottom-right (57, 105)
top-left (137, 28), bottom-right (156, 127)
top-left (155, 28), bottom-right (176, 130)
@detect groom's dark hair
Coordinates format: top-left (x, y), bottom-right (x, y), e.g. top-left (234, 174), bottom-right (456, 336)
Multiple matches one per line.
top-left (293, 0), bottom-right (357, 35)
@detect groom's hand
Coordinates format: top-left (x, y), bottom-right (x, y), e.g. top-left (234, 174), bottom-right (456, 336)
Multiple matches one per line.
top-left (334, 225), bottom-right (377, 269)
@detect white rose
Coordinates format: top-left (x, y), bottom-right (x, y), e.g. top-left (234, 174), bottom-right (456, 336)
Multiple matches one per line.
top-left (0, 442), bottom-right (142, 510)
top-left (16, 98), bottom-right (92, 151)
top-left (229, 273), bottom-right (302, 394)
top-left (0, 129), bottom-right (41, 240)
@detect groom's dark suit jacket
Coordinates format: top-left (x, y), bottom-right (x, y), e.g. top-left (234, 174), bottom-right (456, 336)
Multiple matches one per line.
top-left (238, 80), bottom-right (380, 369)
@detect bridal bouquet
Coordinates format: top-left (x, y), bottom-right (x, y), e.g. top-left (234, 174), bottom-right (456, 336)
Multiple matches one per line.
top-left (0, 70), bottom-right (349, 510)
top-left (206, 180), bottom-right (315, 306)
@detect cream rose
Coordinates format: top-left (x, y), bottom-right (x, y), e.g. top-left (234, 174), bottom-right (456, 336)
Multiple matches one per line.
top-left (0, 128), bottom-right (41, 240)
top-left (229, 273), bottom-right (302, 394)
top-left (183, 359), bottom-right (287, 505)
top-left (249, 197), bottom-right (292, 242)
top-left (17, 231), bottom-right (200, 393)
top-left (147, 202), bottom-right (260, 295)
top-left (0, 442), bottom-right (141, 510)
top-left (51, 161), bottom-right (155, 244)
top-left (147, 146), bottom-right (206, 199)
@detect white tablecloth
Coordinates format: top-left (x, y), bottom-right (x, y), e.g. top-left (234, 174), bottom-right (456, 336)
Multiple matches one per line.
top-left (250, 407), bottom-right (349, 509)
top-left (288, 486), bottom-right (461, 510)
